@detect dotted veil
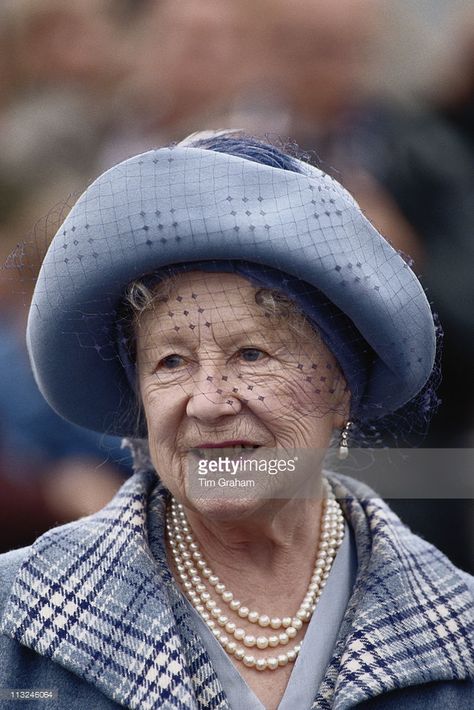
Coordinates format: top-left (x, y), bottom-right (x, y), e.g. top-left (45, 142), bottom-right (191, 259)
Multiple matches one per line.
top-left (4, 132), bottom-right (442, 483)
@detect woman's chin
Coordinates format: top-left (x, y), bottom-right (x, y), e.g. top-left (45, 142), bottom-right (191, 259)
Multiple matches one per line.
top-left (183, 491), bottom-right (274, 522)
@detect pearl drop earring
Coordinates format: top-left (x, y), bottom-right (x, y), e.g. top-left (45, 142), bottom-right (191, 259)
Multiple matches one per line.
top-left (338, 421), bottom-right (352, 460)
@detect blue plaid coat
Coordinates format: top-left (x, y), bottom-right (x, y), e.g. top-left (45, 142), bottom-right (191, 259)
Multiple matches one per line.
top-left (1, 470), bottom-right (473, 709)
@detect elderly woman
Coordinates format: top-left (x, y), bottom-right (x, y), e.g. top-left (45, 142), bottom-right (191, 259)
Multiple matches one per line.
top-left (0, 134), bottom-right (473, 709)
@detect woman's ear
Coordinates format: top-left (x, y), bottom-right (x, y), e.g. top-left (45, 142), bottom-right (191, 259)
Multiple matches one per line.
top-left (332, 373), bottom-right (351, 431)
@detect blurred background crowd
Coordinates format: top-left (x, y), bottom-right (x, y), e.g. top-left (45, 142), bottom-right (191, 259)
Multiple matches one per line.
top-left (0, 0), bottom-right (473, 570)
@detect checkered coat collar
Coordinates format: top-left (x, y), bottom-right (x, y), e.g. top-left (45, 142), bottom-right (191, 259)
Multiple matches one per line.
top-left (1, 470), bottom-right (473, 709)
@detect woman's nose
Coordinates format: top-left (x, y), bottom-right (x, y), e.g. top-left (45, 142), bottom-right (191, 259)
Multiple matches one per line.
top-left (186, 370), bottom-right (242, 422)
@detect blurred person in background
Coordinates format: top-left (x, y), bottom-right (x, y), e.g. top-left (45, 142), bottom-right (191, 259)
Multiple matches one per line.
top-left (0, 192), bottom-right (132, 553)
top-left (0, 0), bottom-right (132, 191)
top-left (0, 0), bottom-right (135, 551)
top-left (107, 0), bottom-right (258, 157)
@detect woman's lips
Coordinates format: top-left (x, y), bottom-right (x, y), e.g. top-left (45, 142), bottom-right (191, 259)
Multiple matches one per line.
top-left (189, 441), bottom-right (261, 459)
top-left (195, 440), bottom-right (260, 449)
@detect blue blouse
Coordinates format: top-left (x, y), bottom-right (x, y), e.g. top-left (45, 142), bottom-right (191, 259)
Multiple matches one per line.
top-left (180, 520), bottom-right (358, 709)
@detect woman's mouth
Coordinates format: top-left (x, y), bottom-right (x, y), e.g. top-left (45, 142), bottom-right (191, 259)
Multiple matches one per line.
top-left (191, 442), bottom-right (260, 459)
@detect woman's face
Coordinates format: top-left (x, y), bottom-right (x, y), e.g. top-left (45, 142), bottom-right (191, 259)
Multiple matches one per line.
top-left (136, 271), bottom-right (349, 514)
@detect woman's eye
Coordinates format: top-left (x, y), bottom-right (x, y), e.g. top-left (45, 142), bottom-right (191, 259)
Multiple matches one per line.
top-left (239, 348), bottom-right (267, 363)
top-left (157, 354), bottom-right (185, 370)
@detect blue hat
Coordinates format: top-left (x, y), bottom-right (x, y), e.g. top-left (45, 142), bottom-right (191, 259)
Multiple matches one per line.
top-left (26, 146), bottom-right (436, 435)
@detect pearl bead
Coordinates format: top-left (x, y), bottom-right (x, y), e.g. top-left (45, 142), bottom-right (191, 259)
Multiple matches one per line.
top-left (238, 606), bottom-right (249, 618)
top-left (267, 657), bottom-right (279, 670)
top-left (287, 650), bottom-right (297, 662)
top-left (270, 617), bottom-right (282, 629)
top-left (201, 611), bottom-right (210, 621)
top-left (258, 615), bottom-right (270, 627)
top-left (206, 599), bottom-right (217, 610)
top-left (268, 635), bottom-right (280, 647)
top-left (201, 591), bottom-right (210, 601)
top-left (278, 654), bottom-right (289, 666)
top-left (215, 583), bottom-right (226, 594)
top-left (278, 632), bottom-right (289, 645)
top-left (286, 627), bottom-right (297, 639)
top-left (292, 618), bottom-right (303, 630)
top-left (217, 614), bottom-right (228, 625)
top-left (227, 641), bottom-right (237, 655)
top-left (225, 621), bottom-right (236, 634)
top-left (243, 655), bottom-right (256, 668)
top-left (222, 591), bottom-right (233, 603)
top-left (208, 575), bottom-right (219, 586)
top-left (206, 619), bottom-right (216, 629)
top-left (256, 636), bottom-right (269, 649)
top-left (281, 617), bottom-right (292, 628)
top-left (243, 635), bottom-right (256, 647)
top-left (229, 600), bottom-right (241, 611)
top-left (255, 658), bottom-right (267, 671)
top-left (248, 611), bottom-right (259, 623)
top-left (234, 647), bottom-right (245, 661)
top-left (234, 628), bottom-right (245, 641)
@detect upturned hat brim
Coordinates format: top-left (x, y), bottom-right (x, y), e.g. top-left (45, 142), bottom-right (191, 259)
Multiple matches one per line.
top-left (27, 147), bottom-right (436, 435)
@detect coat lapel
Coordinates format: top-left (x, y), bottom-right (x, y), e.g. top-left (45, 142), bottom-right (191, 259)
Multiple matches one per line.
top-left (0, 470), bottom-right (229, 710)
top-left (314, 473), bottom-right (474, 709)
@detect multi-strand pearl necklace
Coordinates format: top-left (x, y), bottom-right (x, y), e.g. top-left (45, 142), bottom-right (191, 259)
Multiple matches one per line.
top-left (166, 479), bottom-right (345, 672)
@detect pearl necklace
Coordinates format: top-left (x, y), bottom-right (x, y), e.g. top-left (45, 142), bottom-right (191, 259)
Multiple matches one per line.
top-left (166, 479), bottom-right (345, 672)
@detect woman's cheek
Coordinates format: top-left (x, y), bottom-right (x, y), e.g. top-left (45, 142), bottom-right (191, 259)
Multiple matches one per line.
top-left (267, 371), bottom-right (326, 413)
